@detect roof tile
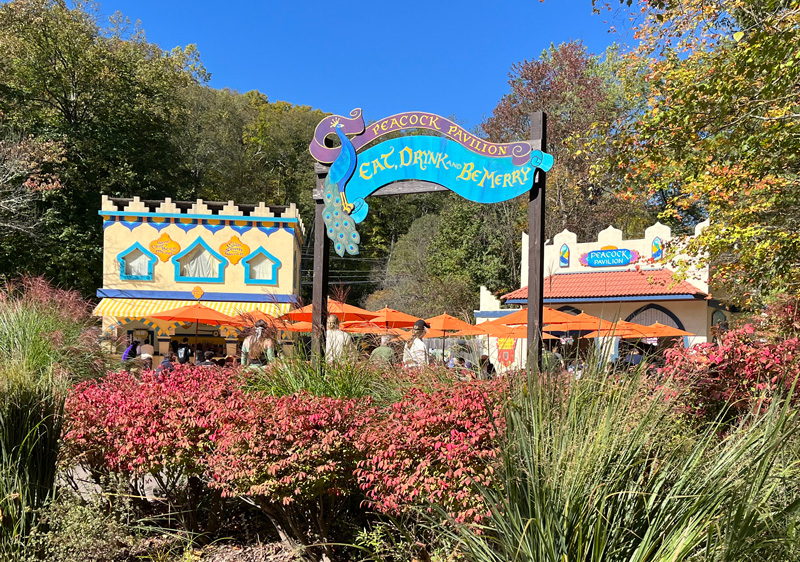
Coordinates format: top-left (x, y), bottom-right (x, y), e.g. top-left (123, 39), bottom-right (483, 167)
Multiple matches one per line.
top-left (502, 269), bottom-right (706, 301)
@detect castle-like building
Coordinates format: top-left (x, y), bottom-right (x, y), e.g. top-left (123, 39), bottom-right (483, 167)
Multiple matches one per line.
top-left (93, 196), bottom-right (305, 356)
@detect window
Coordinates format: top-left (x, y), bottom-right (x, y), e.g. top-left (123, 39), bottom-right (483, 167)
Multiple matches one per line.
top-left (243, 248), bottom-right (281, 285)
top-left (117, 243), bottom-right (157, 281)
top-left (625, 304), bottom-right (684, 330)
top-left (171, 239), bottom-right (227, 283)
top-left (560, 244), bottom-right (570, 267)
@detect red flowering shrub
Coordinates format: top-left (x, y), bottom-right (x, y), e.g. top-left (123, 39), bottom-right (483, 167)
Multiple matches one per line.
top-left (205, 392), bottom-right (371, 559)
top-left (64, 365), bottom-right (240, 532)
top-left (356, 380), bottom-right (507, 524)
top-left (659, 324), bottom-right (800, 422)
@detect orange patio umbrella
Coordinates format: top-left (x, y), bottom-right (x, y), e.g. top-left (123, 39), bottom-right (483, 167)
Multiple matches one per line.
top-left (543, 312), bottom-right (614, 333)
top-left (149, 303), bottom-right (241, 350)
top-left (340, 322), bottom-right (408, 337)
top-left (235, 309), bottom-right (282, 326)
top-left (636, 322), bottom-right (694, 338)
top-left (350, 307), bottom-right (420, 330)
top-left (453, 324), bottom-right (557, 340)
top-left (425, 313), bottom-right (474, 332)
top-left (281, 300), bottom-right (377, 323)
top-left (397, 328), bottom-right (450, 341)
top-left (481, 306), bottom-right (579, 328)
top-left (283, 321), bottom-right (313, 333)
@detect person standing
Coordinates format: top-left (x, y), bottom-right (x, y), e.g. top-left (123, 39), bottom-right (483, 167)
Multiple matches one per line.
top-left (156, 352), bottom-right (175, 374)
top-left (196, 350), bottom-right (217, 367)
top-left (369, 335), bottom-right (396, 366)
top-left (176, 338), bottom-right (193, 365)
top-left (403, 319), bottom-right (430, 368)
top-left (242, 319), bottom-right (277, 367)
top-left (139, 338), bottom-right (155, 370)
top-left (326, 315), bottom-right (355, 364)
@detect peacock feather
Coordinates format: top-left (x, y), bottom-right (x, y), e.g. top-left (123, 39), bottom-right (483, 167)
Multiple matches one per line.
top-left (323, 118), bottom-right (368, 256)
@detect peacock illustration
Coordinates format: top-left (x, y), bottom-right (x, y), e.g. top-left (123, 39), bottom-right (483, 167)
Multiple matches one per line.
top-left (323, 118), bottom-right (369, 256)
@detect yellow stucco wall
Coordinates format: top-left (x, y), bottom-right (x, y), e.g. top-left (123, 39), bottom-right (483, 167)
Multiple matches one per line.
top-left (100, 196), bottom-right (304, 298)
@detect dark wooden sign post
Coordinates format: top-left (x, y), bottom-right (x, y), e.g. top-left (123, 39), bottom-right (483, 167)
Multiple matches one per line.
top-left (310, 111), bottom-right (548, 371)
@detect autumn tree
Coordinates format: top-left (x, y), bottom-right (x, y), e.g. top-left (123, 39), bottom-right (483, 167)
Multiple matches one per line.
top-left (483, 41), bottom-right (654, 244)
top-left (596, 0), bottom-right (800, 305)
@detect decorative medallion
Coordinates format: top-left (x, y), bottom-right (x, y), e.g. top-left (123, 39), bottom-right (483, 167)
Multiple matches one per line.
top-left (219, 236), bottom-right (250, 265)
top-left (149, 233), bottom-right (181, 262)
top-left (192, 286), bottom-right (205, 299)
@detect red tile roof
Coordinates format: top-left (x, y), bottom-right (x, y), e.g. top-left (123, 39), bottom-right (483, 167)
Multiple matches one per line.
top-left (501, 269), bottom-right (706, 301)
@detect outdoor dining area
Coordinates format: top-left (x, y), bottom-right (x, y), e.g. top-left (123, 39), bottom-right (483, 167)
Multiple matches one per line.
top-left (119, 299), bottom-right (694, 373)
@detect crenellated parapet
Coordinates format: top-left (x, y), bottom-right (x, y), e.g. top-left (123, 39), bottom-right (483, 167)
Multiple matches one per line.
top-left (100, 196), bottom-right (306, 240)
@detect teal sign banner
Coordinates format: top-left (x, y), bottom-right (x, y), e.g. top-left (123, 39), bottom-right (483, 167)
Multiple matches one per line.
top-left (346, 136), bottom-right (550, 204)
top-left (309, 109), bottom-right (554, 256)
top-left (579, 249), bottom-right (640, 268)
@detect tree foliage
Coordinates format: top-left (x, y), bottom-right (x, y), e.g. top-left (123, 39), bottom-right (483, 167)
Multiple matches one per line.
top-left (483, 41), bottom-right (655, 243)
top-left (596, 0), bottom-right (800, 305)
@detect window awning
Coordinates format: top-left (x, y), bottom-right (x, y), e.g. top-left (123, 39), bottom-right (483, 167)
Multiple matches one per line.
top-left (93, 298), bottom-right (292, 319)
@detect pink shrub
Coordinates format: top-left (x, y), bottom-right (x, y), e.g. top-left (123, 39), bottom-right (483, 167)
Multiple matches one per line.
top-left (355, 380), bottom-right (507, 524)
top-left (64, 365), bottom-right (238, 476)
top-left (659, 325), bottom-right (800, 421)
top-left (205, 392), bottom-right (371, 555)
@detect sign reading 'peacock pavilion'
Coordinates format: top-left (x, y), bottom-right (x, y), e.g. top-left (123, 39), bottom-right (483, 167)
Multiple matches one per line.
top-left (309, 109), bottom-right (554, 257)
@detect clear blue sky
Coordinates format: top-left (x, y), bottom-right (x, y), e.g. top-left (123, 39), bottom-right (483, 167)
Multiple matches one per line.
top-left (98, 0), bottom-right (625, 130)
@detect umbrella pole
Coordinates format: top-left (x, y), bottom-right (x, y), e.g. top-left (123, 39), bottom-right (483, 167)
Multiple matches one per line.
top-left (194, 321), bottom-right (199, 364)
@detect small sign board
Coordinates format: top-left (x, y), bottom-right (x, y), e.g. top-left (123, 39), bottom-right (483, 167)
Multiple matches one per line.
top-left (579, 249), bottom-right (640, 268)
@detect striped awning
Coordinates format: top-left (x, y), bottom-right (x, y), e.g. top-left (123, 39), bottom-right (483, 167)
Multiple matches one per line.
top-left (93, 298), bottom-right (292, 319)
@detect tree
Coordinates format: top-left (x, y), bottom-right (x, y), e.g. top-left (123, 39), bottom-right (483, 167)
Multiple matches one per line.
top-left (595, 0), bottom-right (800, 305)
top-left (366, 214), bottom-right (476, 318)
top-left (483, 41), bottom-right (655, 243)
top-left (0, 0), bottom-right (204, 294)
top-left (0, 133), bottom-right (63, 234)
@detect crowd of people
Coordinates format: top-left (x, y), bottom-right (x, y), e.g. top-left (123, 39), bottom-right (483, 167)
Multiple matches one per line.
top-left (325, 316), bottom-right (497, 380)
top-left (120, 316), bottom-right (503, 379)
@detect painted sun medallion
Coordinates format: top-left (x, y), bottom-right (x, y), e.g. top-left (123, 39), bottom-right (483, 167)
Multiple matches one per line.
top-left (219, 236), bottom-right (250, 265)
top-left (149, 233), bottom-right (181, 262)
top-left (191, 286), bottom-right (205, 300)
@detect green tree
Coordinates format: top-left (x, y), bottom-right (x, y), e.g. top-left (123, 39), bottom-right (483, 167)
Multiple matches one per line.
top-left (596, 0), bottom-right (800, 305)
top-left (0, 0), bottom-right (204, 294)
top-left (366, 214), bottom-right (476, 318)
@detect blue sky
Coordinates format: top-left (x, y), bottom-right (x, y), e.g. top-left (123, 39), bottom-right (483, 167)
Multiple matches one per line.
top-left (98, 0), bottom-right (626, 130)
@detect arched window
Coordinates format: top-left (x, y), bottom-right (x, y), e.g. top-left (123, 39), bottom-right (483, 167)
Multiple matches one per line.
top-left (560, 244), bottom-right (570, 267)
top-left (171, 239), bottom-right (227, 283)
top-left (652, 237), bottom-right (663, 260)
top-left (117, 242), bottom-right (157, 281)
top-left (712, 310), bottom-right (728, 332)
top-left (625, 304), bottom-right (684, 330)
top-left (556, 305), bottom-right (582, 315)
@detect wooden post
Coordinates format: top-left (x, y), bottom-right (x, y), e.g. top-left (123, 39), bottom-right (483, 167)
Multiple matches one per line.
top-left (311, 167), bottom-right (329, 364)
top-left (527, 111), bottom-right (547, 371)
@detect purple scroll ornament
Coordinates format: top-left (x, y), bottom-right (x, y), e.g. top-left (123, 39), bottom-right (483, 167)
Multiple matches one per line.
top-left (309, 109), bottom-right (366, 164)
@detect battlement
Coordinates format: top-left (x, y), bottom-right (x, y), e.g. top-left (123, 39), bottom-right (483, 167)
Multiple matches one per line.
top-left (100, 196), bottom-right (306, 236)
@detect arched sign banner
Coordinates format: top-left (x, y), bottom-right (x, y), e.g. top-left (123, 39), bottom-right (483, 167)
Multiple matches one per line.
top-left (309, 109), bottom-right (553, 257)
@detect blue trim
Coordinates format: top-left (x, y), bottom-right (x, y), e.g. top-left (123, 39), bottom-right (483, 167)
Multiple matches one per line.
top-left (99, 210), bottom-right (298, 224)
top-left (171, 238), bottom-right (228, 284)
top-left (473, 310), bottom-right (518, 318)
top-left (96, 288), bottom-right (297, 303)
top-left (242, 247), bottom-right (281, 286)
top-left (625, 303), bottom-right (685, 330)
top-left (508, 295), bottom-right (702, 304)
top-left (117, 242), bottom-right (158, 281)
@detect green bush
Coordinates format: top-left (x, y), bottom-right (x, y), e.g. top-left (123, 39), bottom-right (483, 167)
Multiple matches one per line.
top-left (440, 366), bottom-right (800, 562)
top-left (0, 277), bottom-right (107, 554)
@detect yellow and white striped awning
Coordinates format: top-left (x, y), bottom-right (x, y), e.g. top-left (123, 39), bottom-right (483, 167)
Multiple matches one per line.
top-left (93, 298), bottom-right (292, 319)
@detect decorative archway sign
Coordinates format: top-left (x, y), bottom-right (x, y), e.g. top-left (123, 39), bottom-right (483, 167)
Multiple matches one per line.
top-left (309, 108), bottom-right (552, 369)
